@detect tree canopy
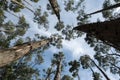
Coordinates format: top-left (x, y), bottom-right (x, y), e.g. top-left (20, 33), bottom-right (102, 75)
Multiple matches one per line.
top-left (0, 0), bottom-right (120, 80)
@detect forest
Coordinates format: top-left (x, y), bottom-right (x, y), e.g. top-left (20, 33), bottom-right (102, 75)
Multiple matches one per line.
top-left (0, 0), bottom-right (120, 80)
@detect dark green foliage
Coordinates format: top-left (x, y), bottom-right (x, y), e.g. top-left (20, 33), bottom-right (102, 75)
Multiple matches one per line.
top-left (62, 75), bottom-right (74, 80)
top-left (62, 25), bottom-right (74, 40)
top-left (64, 0), bottom-right (84, 12)
top-left (0, 62), bottom-right (39, 80)
top-left (52, 52), bottom-right (65, 65)
top-left (9, 3), bottom-right (22, 12)
top-left (64, 0), bottom-right (74, 11)
top-left (80, 55), bottom-right (91, 69)
top-left (77, 9), bottom-right (90, 25)
top-left (54, 21), bottom-right (64, 31)
top-left (0, 0), bottom-right (120, 80)
top-left (102, 0), bottom-right (113, 19)
top-left (16, 16), bottom-right (29, 36)
top-left (92, 72), bottom-right (102, 80)
top-left (34, 8), bottom-right (49, 29)
top-left (0, 16), bottom-right (29, 48)
top-left (69, 60), bottom-right (80, 77)
top-left (50, 34), bottom-right (63, 49)
top-left (84, 34), bottom-right (96, 47)
top-left (15, 38), bottom-right (24, 45)
top-left (47, 3), bottom-right (52, 10)
top-left (0, 0), bottom-right (8, 11)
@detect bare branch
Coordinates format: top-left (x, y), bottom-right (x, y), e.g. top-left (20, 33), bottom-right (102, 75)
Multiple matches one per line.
top-left (11, 0), bottom-right (34, 13)
top-left (87, 3), bottom-right (120, 15)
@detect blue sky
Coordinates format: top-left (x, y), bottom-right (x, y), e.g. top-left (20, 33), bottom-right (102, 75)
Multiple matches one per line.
top-left (5, 0), bottom-right (120, 80)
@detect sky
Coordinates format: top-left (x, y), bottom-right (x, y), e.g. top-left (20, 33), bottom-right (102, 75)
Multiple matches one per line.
top-left (6, 0), bottom-right (120, 80)
top-left (22, 0), bottom-right (103, 58)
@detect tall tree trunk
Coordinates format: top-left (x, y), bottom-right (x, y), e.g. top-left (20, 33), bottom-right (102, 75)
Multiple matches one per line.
top-left (49, 0), bottom-right (60, 21)
top-left (90, 59), bottom-right (111, 80)
top-left (74, 18), bottom-right (120, 50)
top-left (87, 3), bottom-right (120, 15)
top-left (0, 39), bottom-right (50, 67)
top-left (54, 61), bottom-right (62, 80)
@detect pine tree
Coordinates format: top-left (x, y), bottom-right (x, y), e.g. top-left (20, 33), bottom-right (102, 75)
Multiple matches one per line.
top-left (74, 18), bottom-right (120, 50)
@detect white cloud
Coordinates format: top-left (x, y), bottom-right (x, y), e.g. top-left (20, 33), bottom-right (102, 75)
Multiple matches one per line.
top-left (63, 39), bottom-right (83, 59)
top-left (62, 36), bottom-right (95, 59)
top-left (115, 7), bottom-right (120, 12)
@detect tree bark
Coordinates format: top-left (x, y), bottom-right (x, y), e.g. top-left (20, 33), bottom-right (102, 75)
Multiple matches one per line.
top-left (54, 61), bottom-right (62, 80)
top-left (0, 39), bottom-right (50, 67)
top-left (74, 18), bottom-right (120, 50)
top-left (86, 3), bottom-right (120, 15)
top-left (90, 59), bottom-right (111, 80)
top-left (49, 0), bottom-right (60, 21)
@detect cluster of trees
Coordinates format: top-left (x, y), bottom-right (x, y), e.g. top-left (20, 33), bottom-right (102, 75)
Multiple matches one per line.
top-left (0, 0), bottom-right (120, 80)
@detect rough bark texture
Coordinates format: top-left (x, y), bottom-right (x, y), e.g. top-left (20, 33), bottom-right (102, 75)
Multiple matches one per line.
top-left (0, 39), bottom-right (49, 67)
top-left (54, 61), bottom-right (62, 80)
top-left (91, 59), bottom-right (110, 80)
top-left (74, 18), bottom-right (120, 50)
top-left (49, 0), bottom-right (60, 21)
top-left (87, 3), bottom-right (120, 15)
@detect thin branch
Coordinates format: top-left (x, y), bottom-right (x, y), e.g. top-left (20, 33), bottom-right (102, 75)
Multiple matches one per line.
top-left (90, 59), bottom-right (111, 80)
top-left (89, 66), bottom-right (96, 79)
top-left (11, 0), bottom-right (34, 13)
top-left (107, 53), bottom-right (120, 57)
top-left (23, 0), bottom-right (33, 7)
top-left (109, 62), bottom-right (120, 70)
top-left (6, 10), bottom-right (19, 18)
top-left (87, 3), bottom-right (120, 15)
